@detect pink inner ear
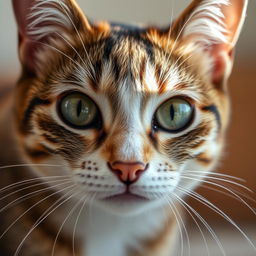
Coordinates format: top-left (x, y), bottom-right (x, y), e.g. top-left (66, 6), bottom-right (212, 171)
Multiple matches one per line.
top-left (13, 0), bottom-right (35, 37)
top-left (212, 54), bottom-right (226, 87)
top-left (13, 0), bottom-right (42, 74)
top-left (19, 35), bottom-right (41, 73)
top-left (209, 44), bottom-right (233, 87)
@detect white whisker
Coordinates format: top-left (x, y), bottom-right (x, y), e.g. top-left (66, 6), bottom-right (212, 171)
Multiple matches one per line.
top-left (159, 0), bottom-right (175, 80)
top-left (51, 193), bottom-right (88, 256)
top-left (162, 193), bottom-right (185, 256)
top-left (0, 175), bottom-right (71, 195)
top-left (0, 180), bottom-right (73, 214)
top-left (0, 178), bottom-right (71, 202)
top-left (181, 174), bottom-right (253, 193)
top-left (54, 31), bottom-right (89, 71)
top-left (185, 171), bottom-right (246, 182)
top-left (0, 184), bottom-right (75, 240)
top-left (180, 176), bottom-right (256, 215)
top-left (171, 192), bottom-right (226, 256)
top-left (14, 188), bottom-right (82, 256)
top-left (55, 0), bottom-right (95, 79)
top-left (72, 193), bottom-right (91, 256)
top-left (166, 195), bottom-right (191, 256)
top-left (173, 192), bottom-right (210, 256)
top-left (31, 39), bottom-right (85, 71)
top-left (199, 184), bottom-right (256, 204)
top-left (176, 185), bottom-right (256, 251)
top-left (0, 163), bottom-right (62, 170)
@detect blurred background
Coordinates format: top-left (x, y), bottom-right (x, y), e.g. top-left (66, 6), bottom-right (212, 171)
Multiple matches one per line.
top-left (0, 0), bottom-right (255, 255)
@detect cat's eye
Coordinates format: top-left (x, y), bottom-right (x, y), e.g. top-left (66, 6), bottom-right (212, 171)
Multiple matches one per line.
top-left (154, 97), bottom-right (194, 132)
top-left (59, 92), bottom-right (99, 128)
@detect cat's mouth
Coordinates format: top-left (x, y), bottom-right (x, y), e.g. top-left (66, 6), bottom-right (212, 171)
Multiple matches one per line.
top-left (103, 192), bottom-right (149, 202)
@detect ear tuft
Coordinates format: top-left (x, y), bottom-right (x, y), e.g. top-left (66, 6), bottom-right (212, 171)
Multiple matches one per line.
top-left (171, 0), bottom-right (248, 87)
top-left (12, 0), bottom-right (91, 75)
top-left (28, 0), bottom-right (77, 40)
top-left (182, 0), bottom-right (229, 47)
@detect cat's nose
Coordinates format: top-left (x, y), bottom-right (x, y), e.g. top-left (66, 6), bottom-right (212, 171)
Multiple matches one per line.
top-left (108, 161), bottom-right (148, 185)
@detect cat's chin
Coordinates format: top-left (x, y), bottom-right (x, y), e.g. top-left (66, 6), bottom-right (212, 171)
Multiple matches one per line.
top-left (93, 193), bottom-right (165, 216)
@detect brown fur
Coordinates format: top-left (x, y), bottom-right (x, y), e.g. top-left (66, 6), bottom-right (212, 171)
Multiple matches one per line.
top-left (0, 0), bottom-right (248, 255)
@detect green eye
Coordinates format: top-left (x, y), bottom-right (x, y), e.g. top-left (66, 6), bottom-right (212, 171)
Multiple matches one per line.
top-left (155, 98), bottom-right (194, 132)
top-left (59, 93), bottom-right (98, 128)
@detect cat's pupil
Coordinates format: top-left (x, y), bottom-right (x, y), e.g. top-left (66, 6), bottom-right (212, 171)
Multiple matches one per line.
top-left (77, 99), bottom-right (82, 117)
top-left (170, 104), bottom-right (175, 120)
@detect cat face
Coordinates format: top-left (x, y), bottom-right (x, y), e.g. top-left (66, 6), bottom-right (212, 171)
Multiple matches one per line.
top-left (12, 0), bottom-right (247, 215)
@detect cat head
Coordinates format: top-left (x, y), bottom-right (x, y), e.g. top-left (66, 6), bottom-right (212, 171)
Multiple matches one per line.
top-left (12, 0), bottom-right (247, 215)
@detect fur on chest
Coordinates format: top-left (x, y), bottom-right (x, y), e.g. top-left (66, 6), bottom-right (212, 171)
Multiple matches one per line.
top-left (82, 205), bottom-right (175, 256)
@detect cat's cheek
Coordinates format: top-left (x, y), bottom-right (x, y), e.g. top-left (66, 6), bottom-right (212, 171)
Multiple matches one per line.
top-left (22, 154), bottom-right (71, 179)
top-left (177, 145), bottom-right (222, 195)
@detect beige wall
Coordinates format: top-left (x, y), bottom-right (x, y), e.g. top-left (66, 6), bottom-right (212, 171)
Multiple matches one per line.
top-left (0, 0), bottom-right (256, 83)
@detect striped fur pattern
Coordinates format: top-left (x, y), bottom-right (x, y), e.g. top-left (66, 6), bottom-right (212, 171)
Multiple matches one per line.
top-left (0, 0), bottom-right (248, 255)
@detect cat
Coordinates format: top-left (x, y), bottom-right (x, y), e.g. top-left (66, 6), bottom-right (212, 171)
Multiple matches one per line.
top-left (0, 0), bottom-right (249, 255)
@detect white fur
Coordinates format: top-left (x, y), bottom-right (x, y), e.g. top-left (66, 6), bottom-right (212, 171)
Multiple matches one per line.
top-left (28, 0), bottom-right (72, 39)
top-left (82, 205), bottom-right (168, 256)
top-left (183, 0), bottom-right (229, 46)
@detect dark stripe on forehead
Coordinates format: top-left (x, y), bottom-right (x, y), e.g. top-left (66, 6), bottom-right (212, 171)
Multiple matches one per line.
top-left (103, 30), bottom-right (155, 63)
top-left (103, 36), bottom-right (116, 60)
top-left (138, 37), bottom-right (154, 63)
top-left (112, 56), bottom-right (122, 81)
top-left (22, 97), bottom-right (51, 134)
top-left (139, 57), bottom-right (146, 84)
top-left (111, 23), bottom-right (154, 63)
top-left (202, 105), bottom-right (221, 129)
top-left (102, 37), bottom-right (122, 81)
top-left (88, 60), bottom-right (103, 91)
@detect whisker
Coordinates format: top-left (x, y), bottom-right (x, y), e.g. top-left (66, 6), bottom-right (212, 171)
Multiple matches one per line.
top-left (180, 176), bottom-right (256, 215)
top-left (176, 186), bottom-right (256, 251)
top-left (55, 0), bottom-right (95, 79)
top-left (51, 193), bottom-right (88, 256)
top-left (0, 178), bottom-right (71, 202)
top-left (171, 192), bottom-right (226, 256)
top-left (163, 8), bottom-right (196, 77)
top-left (14, 188), bottom-right (82, 256)
top-left (87, 192), bottom-right (98, 222)
top-left (0, 184), bottom-right (75, 240)
top-left (185, 171), bottom-right (246, 182)
top-left (150, 192), bottom-right (170, 224)
top-left (165, 194), bottom-right (190, 256)
top-left (0, 163), bottom-right (62, 170)
top-left (0, 180), bottom-right (73, 214)
top-left (0, 175), bottom-right (72, 195)
top-left (72, 193), bottom-right (90, 256)
top-left (54, 31), bottom-right (89, 71)
top-left (161, 193), bottom-right (184, 256)
top-left (161, 54), bottom-right (193, 86)
top-left (61, 79), bottom-right (87, 87)
top-left (31, 39), bottom-right (85, 71)
top-left (173, 193), bottom-right (210, 256)
top-left (181, 174), bottom-right (253, 193)
top-left (159, 0), bottom-right (175, 80)
top-left (199, 184), bottom-right (256, 203)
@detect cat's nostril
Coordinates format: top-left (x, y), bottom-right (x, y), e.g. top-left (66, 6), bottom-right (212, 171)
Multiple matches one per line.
top-left (108, 161), bottom-right (148, 185)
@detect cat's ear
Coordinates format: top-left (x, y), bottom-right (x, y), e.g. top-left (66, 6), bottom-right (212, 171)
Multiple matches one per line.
top-left (171, 0), bottom-right (248, 88)
top-left (12, 0), bottom-right (91, 75)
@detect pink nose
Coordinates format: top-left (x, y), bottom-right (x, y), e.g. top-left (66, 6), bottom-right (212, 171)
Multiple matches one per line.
top-left (108, 161), bottom-right (147, 185)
